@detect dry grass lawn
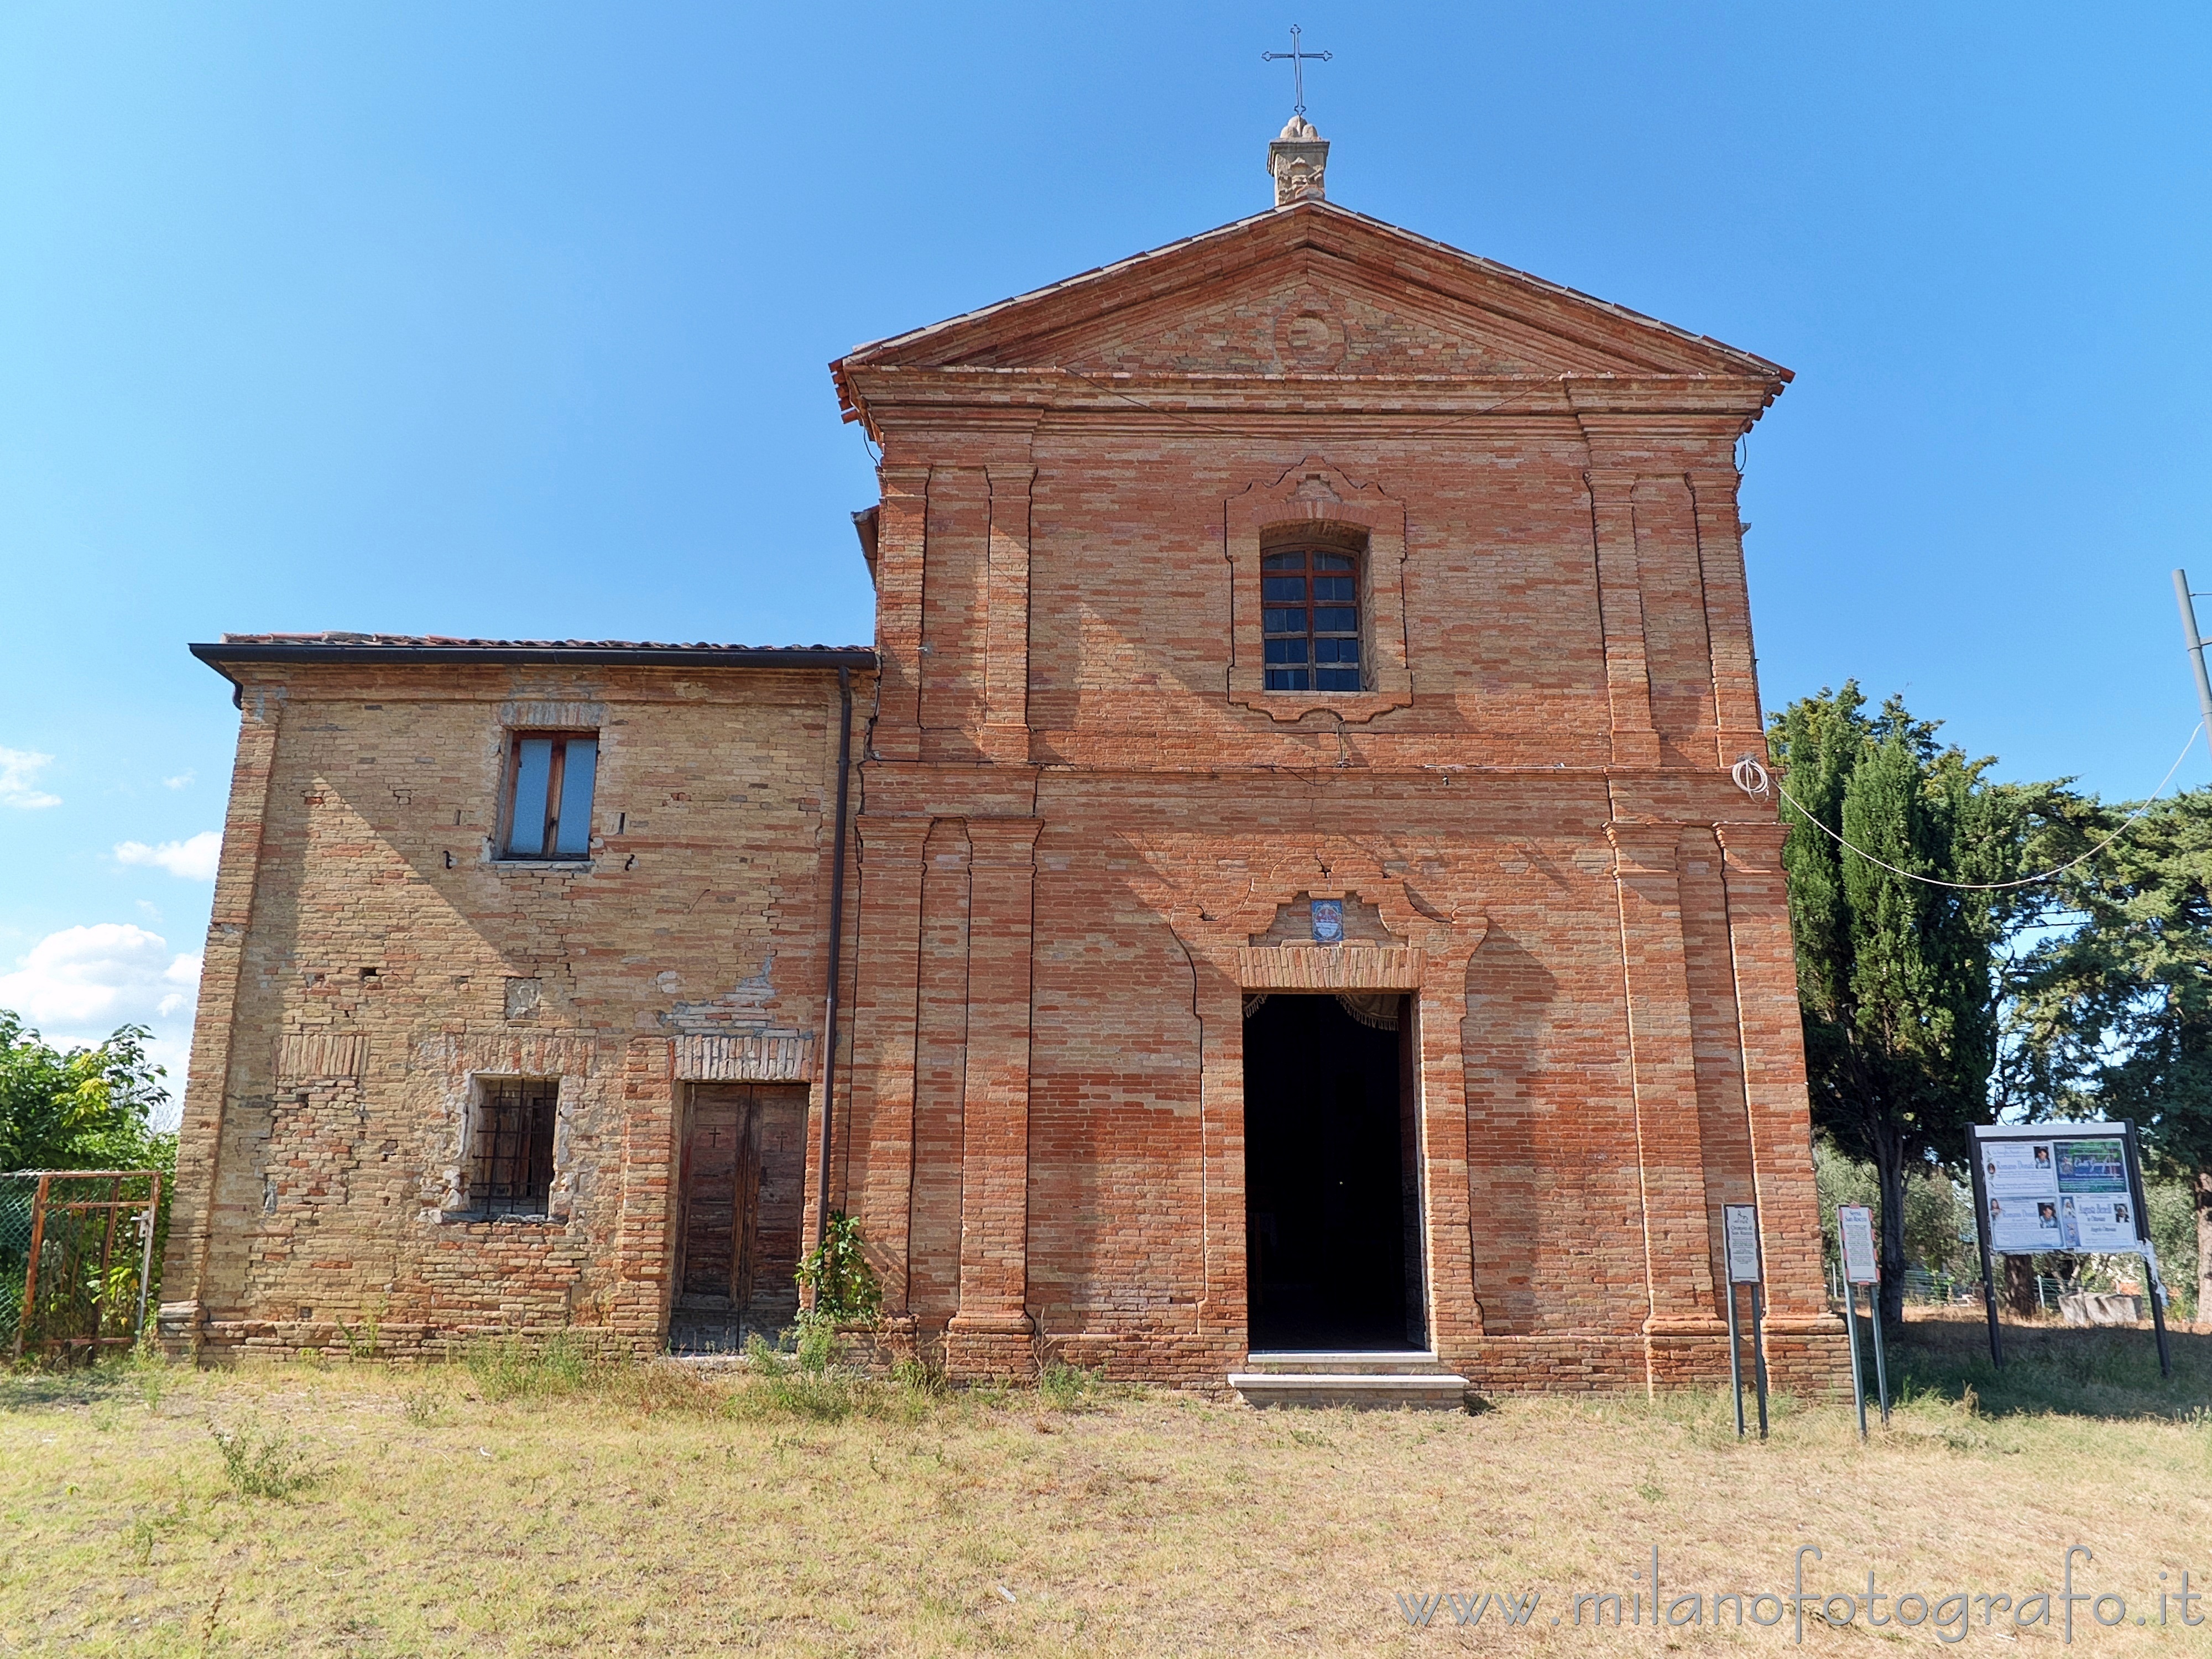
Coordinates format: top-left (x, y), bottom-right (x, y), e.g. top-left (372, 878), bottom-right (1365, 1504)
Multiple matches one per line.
top-left (3, 1313), bottom-right (2211, 1656)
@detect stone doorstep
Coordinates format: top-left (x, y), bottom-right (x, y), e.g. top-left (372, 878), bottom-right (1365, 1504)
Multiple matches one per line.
top-left (1229, 1370), bottom-right (1473, 1410)
top-left (1240, 1349), bottom-right (1453, 1375)
top-left (1235, 1352), bottom-right (1469, 1410)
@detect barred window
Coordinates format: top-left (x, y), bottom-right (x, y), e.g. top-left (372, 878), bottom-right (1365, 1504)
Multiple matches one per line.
top-left (503, 732), bottom-right (598, 859)
top-left (1261, 548), bottom-right (1362, 692)
top-left (468, 1078), bottom-right (557, 1218)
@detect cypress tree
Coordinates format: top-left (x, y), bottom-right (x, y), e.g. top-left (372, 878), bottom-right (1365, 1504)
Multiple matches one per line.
top-left (1770, 685), bottom-right (2008, 1326)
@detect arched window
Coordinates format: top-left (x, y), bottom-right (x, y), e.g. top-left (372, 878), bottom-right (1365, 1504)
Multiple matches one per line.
top-left (1261, 545), bottom-right (1361, 691)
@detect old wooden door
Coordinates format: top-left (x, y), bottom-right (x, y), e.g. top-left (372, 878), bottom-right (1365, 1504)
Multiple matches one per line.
top-left (677, 1084), bottom-right (807, 1322)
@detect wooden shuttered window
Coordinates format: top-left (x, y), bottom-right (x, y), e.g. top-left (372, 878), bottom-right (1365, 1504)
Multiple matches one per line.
top-left (503, 733), bottom-right (598, 859)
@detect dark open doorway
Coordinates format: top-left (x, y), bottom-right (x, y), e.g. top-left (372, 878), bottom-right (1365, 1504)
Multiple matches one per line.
top-left (1244, 992), bottom-right (1425, 1352)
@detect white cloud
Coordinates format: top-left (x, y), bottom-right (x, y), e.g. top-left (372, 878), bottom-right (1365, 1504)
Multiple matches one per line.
top-left (114, 830), bottom-right (223, 880)
top-left (0, 747), bottom-right (61, 809)
top-left (0, 924), bottom-right (198, 1030)
top-left (163, 770), bottom-right (194, 790)
top-left (0, 925), bottom-right (200, 1128)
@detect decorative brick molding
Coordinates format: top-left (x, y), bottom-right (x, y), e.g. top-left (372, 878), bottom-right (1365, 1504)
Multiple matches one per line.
top-left (1224, 456), bottom-right (1413, 723)
top-left (1235, 944), bottom-right (1425, 990)
top-left (672, 1032), bottom-right (815, 1082)
top-left (498, 699), bottom-right (606, 729)
top-left (274, 1031), bottom-right (368, 1082)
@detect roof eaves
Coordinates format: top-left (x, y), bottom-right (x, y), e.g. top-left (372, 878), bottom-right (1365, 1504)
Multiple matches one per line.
top-left (191, 638), bottom-right (877, 705)
top-left (829, 199), bottom-right (1790, 413)
top-left (834, 205), bottom-right (1287, 371)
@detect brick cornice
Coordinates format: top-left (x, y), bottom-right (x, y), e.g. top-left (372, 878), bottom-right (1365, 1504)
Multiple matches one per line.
top-left (1714, 820), bottom-right (1788, 872)
top-left (964, 816), bottom-right (1044, 867)
top-left (1605, 820), bottom-right (1685, 875)
top-left (848, 366), bottom-right (1781, 430)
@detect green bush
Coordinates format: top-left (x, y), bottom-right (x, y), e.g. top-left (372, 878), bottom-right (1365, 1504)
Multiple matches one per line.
top-left (794, 1211), bottom-right (881, 1325)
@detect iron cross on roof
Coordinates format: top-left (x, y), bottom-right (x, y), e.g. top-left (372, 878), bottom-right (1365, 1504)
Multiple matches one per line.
top-left (1262, 25), bottom-right (1331, 118)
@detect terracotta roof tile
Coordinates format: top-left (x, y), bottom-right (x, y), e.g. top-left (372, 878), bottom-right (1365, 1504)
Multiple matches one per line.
top-left (217, 631), bottom-right (869, 653)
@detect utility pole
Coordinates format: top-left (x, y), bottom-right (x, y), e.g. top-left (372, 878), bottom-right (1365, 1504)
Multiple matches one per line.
top-left (2173, 570), bottom-right (2212, 742)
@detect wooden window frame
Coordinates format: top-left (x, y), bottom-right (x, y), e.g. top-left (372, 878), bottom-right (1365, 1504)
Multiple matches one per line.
top-left (500, 730), bottom-right (599, 862)
top-left (1260, 544), bottom-right (1366, 693)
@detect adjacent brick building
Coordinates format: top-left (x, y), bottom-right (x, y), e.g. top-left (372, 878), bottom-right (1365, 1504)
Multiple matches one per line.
top-left (163, 122), bottom-right (1846, 1394)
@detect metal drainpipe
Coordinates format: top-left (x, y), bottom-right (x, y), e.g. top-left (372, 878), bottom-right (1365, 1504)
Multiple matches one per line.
top-left (813, 666), bottom-right (854, 1253)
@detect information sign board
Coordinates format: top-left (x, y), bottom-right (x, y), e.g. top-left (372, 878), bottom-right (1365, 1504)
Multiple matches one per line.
top-left (1973, 1124), bottom-right (2147, 1256)
top-left (1838, 1204), bottom-right (1879, 1285)
top-left (1723, 1204), bottom-right (1762, 1284)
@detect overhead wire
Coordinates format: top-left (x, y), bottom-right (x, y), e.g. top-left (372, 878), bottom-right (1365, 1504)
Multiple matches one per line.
top-left (1736, 723), bottom-right (2203, 894)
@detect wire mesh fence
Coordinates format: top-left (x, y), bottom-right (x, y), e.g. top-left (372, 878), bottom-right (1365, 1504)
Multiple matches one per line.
top-left (1825, 1261), bottom-right (1987, 1307)
top-left (0, 1178), bottom-right (30, 1353)
top-left (0, 1171), bottom-right (162, 1363)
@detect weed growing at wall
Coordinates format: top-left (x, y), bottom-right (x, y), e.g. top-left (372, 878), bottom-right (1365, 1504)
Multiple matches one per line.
top-left (794, 1210), bottom-right (882, 1325)
top-left (462, 1332), bottom-right (596, 1402)
top-left (1037, 1360), bottom-right (1102, 1411)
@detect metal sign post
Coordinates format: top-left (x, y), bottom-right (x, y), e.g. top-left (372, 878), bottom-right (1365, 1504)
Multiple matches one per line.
top-left (1751, 1280), bottom-right (1772, 1440)
top-left (2122, 1120), bottom-right (2173, 1379)
top-left (1838, 1204), bottom-right (1882, 1434)
top-left (1867, 1276), bottom-right (1891, 1425)
top-left (1724, 1249), bottom-right (1745, 1438)
top-left (1966, 1137), bottom-right (2005, 1369)
top-left (1723, 1204), bottom-right (1768, 1440)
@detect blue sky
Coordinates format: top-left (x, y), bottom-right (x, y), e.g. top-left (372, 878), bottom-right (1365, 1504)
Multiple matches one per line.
top-left (5, 3), bottom-right (2210, 1108)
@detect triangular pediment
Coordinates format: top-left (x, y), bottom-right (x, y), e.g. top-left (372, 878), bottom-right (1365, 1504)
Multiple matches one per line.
top-left (836, 201), bottom-right (1784, 386)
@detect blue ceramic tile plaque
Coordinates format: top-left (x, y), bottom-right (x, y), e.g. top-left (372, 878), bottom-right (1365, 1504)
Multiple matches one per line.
top-left (1310, 899), bottom-right (1343, 944)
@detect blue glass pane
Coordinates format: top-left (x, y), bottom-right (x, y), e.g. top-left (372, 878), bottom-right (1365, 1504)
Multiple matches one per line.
top-left (1266, 668), bottom-right (1311, 690)
top-left (1316, 638), bottom-right (1360, 664)
top-left (1313, 607), bottom-right (1358, 633)
top-left (552, 738), bottom-right (597, 857)
top-left (1264, 638), bottom-right (1309, 664)
top-left (1312, 576), bottom-right (1356, 602)
top-left (1261, 551), bottom-right (1305, 571)
top-left (1314, 552), bottom-right (1354, 572)
top-left (507, 738), bottom-right (554, 857)
top-left (1262, 607), bottom-right (1304, 634)
top-left (1317, 668), bottom-right (1361, 691)
top-left (1261, 576), bottom-right (1306, 602)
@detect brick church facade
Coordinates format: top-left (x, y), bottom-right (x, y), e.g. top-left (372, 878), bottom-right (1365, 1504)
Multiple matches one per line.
top-left (161, 123), bottom-right (1846, 1395)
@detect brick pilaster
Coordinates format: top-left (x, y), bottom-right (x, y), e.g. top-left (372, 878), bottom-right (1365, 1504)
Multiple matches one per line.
top-left (870, 467), bottom-right (930, 760)
top-left (919, 467), bottom-right (988, 750)
top-left (1417, 947), bottom-right (1486, 1349)
top-left (979, 465), bottom-right (1034, 762)
top-left (609, 1037), bottom-right (677, 1342)
top-left (1606, 820), bottom-right (1721, 1347)
top-left (846, 814), bottom-right (930, 1313)
top-left (1585, 469), bottom-right (1661, 768)
top-left (1687, 468), bottom-right (1766, 764)
top-left (1715, 821), bottom-right (1834, 1326)
top-left (909, 817), bottom-right (972, 1324)
top-left (947, 816), bottom-right (1043, 1373)
top-left (1192, 959), bottom-right (1244, 1345)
